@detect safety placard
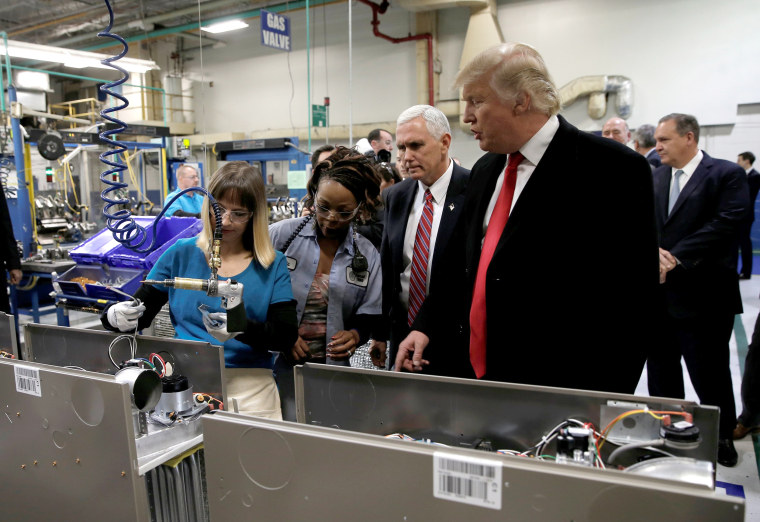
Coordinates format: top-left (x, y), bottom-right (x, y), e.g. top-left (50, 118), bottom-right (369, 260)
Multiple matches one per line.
top-left (433, 451), bottom-right (502, 510)
top-left (261, 10), bottom-right (291, 52)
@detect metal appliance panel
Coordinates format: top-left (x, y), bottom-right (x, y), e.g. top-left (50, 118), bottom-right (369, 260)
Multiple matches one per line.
top-left (0, 311), bottom-right (18, 357)
top-left (294, 364), bottom-right (720, 466)
top-left (0, 359), bottom-right (149, 521)
top-left (22, 323), bottom-right (227, 407)
top-left (202, 412), bottom-right (743, 522)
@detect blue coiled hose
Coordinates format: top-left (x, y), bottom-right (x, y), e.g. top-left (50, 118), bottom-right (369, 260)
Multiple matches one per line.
top-left (97, 0), bottom-right (220, 252)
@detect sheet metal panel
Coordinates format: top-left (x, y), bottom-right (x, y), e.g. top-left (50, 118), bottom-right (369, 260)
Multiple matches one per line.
top-left (0, 311), bottom-right (18, 357)
top-left (22, 323), bottom-right (226, 407)
top-left (293, 364), bottom-right (720, 467)
top-left (202, 412), bottom-right (743, 522)
top-left (0, 359), bottom-right (149, 521)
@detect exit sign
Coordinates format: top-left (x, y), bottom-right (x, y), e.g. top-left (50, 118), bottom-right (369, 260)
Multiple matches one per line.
top-left (312, 104), bottom-right (328, 127)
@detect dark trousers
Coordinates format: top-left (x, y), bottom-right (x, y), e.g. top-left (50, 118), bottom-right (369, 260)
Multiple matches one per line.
top-left (738, 221), bottom-right (753, 275)
top-left (738, 310), bottom-right (760, 427)
top-left (0, 278), bottom-right (9, 314)
top-left (647, 313), bottom-right (737, 439)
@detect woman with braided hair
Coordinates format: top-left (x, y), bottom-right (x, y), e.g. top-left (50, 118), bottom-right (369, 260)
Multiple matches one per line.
top-left (269, 146), bottom-right (384, 418)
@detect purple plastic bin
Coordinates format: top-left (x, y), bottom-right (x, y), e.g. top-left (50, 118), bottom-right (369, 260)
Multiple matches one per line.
top-left (70, 217), bottom-right (201, 270)
top-left (56, 264), bottom-right (144, 302)
top-left (109, 217), bottom-right (202, 269)
top-left (69, 217), bottom-right (154, 266)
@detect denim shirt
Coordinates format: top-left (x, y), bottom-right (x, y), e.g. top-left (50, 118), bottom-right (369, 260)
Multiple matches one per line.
top-left (269, 217), bottom-right (382, 363)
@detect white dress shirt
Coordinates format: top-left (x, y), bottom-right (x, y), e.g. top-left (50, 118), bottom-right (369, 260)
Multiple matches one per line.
top-left (482, 115), bottom-right (560, 239)
top-left (399, 159), bottom-right (454, 312)
top-left (670, 150), bottom-right (704, 193)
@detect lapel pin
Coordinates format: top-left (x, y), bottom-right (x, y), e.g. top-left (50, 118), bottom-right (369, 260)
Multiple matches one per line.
top-left (449, 203), bottom-right (455, 211)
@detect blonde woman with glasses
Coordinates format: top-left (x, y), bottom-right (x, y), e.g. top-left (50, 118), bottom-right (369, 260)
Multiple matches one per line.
top-left (103, 161), bottom-right (297, 419)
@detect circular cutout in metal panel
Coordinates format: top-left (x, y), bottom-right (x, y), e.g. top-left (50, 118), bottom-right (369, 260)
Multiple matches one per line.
top-left (589, 485), bottom-right (679, 521)
top-left (238, 427), bottom-right (295, 490)
top-left (52, 429), bottom-right (68, 449)
top-left (328, 372), bottom-right (376, 420)
top-left (37, 328), bottom-right (68, 365)
top-left (71, 379), bottom-right (105, 427)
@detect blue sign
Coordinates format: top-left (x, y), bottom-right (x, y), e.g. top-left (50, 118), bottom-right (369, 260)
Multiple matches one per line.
top-left (261, 10), bottom-right (291, 52)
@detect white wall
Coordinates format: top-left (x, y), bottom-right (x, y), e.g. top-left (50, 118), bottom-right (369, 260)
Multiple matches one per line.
top-left (188, 3), bottom-right (418, 135)
top-left (184, 0), bottom-right (760, 167)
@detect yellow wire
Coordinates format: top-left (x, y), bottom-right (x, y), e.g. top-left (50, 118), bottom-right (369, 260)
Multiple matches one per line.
top-left (67, 162), bottom-right (81, 207)
top-left (161, 147), bottom-right (169, 201)
top-left (16, 275), bottom-right (38, 291)
top-left (598, 409), bottom-right (668, 452)
top-left (123, 149), bottom-right (152, 210)
top-left (58, 161), bottom-right (80, 214)
top-left (23, 143), bottom-right (38, 248)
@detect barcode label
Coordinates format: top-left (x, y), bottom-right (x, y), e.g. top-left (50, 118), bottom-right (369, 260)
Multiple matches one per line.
top-left (434, 452), bottom-right (501, 510)
top-left (15, 365), bottom-right (42, 397)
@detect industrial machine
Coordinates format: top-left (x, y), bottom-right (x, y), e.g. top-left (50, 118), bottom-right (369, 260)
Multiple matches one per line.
top-left (0, 323), bottom-right (226, 521)
top-left (215, 136), bottom-right (309, 202)
top-left (199, 364), bottom-right (745, 521)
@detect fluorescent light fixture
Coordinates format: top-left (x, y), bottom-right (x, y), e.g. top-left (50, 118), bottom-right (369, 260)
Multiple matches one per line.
top-left (201, 19), bottom-right (249, 34)
top-left (1, 39), bottom-right (159, 74)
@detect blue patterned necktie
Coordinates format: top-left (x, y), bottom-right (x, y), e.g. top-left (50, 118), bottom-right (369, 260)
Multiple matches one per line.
top-left (668, 169), bottom-right (684, 215)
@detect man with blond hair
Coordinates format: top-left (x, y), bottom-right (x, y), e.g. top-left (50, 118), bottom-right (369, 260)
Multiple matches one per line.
top-left (396, 43), bottom-right (658, 394)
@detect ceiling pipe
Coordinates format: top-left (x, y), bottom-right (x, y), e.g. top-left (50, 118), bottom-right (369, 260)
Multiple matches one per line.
top-left (80, 0), bottom-right (341, 52)
top-left (559, 75), bottom-right (633, 119)
top-left (356, 0), bottom-right (434, 107)
top-left (8, 8), bottom-right (104, 37)
top-left (49, 0), bottom-right (245, 48)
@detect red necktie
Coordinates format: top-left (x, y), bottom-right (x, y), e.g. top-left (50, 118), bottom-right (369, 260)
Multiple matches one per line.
top-left (469, 152), bottom-right (524, 378)
top-left (408, 189), bottom-right (434, 326)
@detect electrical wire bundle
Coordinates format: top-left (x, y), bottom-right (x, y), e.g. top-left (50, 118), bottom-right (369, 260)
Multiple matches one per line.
top-left (384, 433), bottom-right (448, 446)
top-left (496, 419), bottom-right (606, 468)
top-left (493, 408), bottom-right (696, 470)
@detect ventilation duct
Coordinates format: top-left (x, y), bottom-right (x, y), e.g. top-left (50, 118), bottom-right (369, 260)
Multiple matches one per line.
top-left (559, 75), bottom-right (633, 119)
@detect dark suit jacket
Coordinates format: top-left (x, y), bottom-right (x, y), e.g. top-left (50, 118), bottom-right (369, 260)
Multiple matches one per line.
top-left (416, 116), bottom-right (658, 393)
top-left (747, 168), bottom-right (760, 223)
top-left (379, 163), bottom-right (469, 370)
top-left (646, 149), bottom-right (662, 169)
top-left (654, 153), bottom-right (748, 319)
top-left (0, 187), bottom-right (20, 313)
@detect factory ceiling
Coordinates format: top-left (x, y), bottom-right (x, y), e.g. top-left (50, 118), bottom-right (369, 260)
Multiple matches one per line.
top-left (1, 0), bottom-right (271, 51)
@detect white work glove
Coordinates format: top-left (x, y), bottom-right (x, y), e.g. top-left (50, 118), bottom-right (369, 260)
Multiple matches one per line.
top-left (202, 312), bottom-right (242, 343)
top-left (107, 300), bottom-right (146, 332)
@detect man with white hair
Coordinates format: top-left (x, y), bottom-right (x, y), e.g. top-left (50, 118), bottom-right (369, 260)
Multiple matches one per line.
top-left (396, 43), bottom-right (658, 394)
top-left (633, 124), bottom-right (662, 168)
top-left (164, 164), bottom-right (202, 217)
top-left (371, 105), bottom-right (469, 369)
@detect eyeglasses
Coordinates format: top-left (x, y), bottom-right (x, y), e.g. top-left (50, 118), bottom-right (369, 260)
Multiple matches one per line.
top-left (314, 203), bottom-right (360, 221)
top-left (212, 204), bottom-right (253, 223)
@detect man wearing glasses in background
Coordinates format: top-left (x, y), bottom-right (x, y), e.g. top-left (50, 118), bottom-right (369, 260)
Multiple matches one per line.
top-left (164, 164), bottom-right (202, 218)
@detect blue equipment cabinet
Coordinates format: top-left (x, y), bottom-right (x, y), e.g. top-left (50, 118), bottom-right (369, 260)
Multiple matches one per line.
top-left (215, 137), bottom-right (309, 201)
